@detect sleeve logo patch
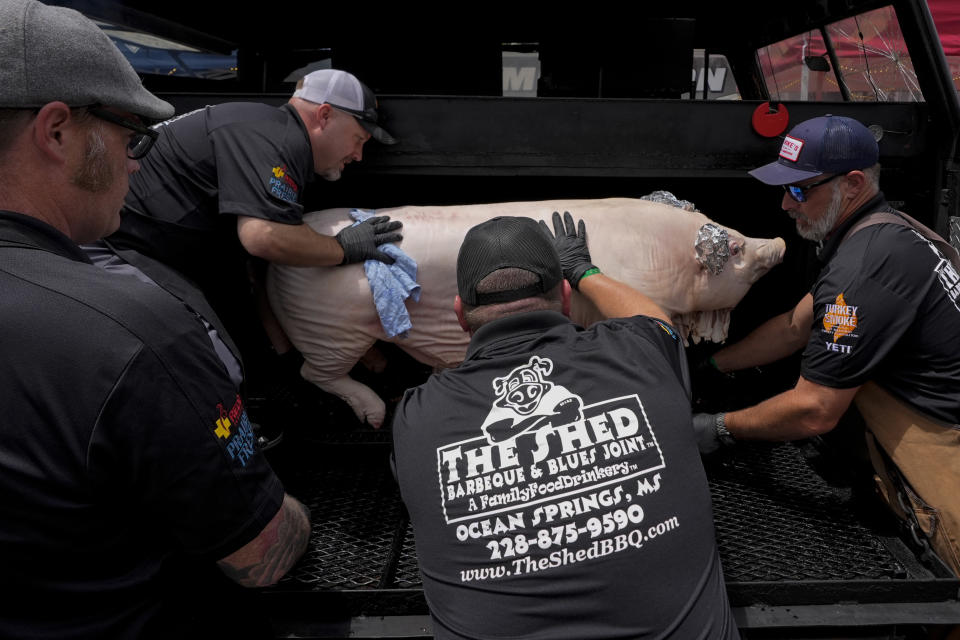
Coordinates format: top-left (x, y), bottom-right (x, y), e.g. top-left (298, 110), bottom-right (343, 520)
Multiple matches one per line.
top-left (822, 292), bottom-right (858, 354)
top-left (269, 164), bottom-right (300, 203)
top-left (934, 257), bottom-right (960, 312)
top-left (654, 320), bottom-right (679, 341)
top-left (214, 395), bottom-right (257, 467)
top-left (779, 136), bottom-right (804, 162)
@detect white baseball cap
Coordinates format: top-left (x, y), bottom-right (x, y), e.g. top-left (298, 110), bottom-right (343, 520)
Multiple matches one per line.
top-left (293, 69), bottom-right (397, 145)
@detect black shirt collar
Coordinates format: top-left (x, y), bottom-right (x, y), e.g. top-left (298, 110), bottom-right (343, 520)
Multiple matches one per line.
top-left (0, 210), bottom-right (92, 263)
top-left (281, 103), bottom-right (316, 179)
top-left (817, 191), bottom-right (891, 263)
top-left (466, 310), bottom-right (570, 359)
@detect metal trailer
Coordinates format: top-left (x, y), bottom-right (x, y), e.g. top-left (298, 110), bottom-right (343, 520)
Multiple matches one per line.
top-left (56, 0), bottom-right (960, 636)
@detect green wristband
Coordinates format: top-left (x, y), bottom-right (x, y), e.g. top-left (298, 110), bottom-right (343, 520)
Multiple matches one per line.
top-left (578, 267), bottom-right (601, 283)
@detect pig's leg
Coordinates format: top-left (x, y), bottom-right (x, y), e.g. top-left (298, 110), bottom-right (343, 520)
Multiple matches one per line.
top-left (266, 265), bottom-right (387, 427)
top-left (286, 324), bottom-right (387, 427)
top-left (300, 359), bottom-right (387, 428)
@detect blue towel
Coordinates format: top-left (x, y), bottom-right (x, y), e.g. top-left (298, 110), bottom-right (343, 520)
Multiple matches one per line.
top-left (350, 209), bottom-right (421, 339)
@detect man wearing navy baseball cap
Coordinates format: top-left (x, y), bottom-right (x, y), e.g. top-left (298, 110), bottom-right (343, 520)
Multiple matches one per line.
top-left (748, 114), bottom-right (881, 241)
top-left (694, 115), bottom-right (960, 576)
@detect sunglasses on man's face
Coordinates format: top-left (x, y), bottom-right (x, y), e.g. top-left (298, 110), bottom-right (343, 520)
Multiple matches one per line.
top-left (87, 107), bottom-right (159, 160)
top-left (782, 173), bottom-right (845, 203)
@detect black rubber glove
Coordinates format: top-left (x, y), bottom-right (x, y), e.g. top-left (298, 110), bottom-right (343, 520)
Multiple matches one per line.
top-left (691, 356), bottom-right (736, 413)
top-left (538, 210), bottom-right (598, 289)
top-left (336, 216), bottom-right (403, 265)
top-left (692, 413), bottom-right (722, 455)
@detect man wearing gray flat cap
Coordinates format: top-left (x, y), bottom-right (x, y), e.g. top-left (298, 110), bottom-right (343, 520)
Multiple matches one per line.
top-left (0, 1), bottom-right (309, 637)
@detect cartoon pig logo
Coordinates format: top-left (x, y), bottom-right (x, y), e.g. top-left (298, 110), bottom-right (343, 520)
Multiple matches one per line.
top-left (493, 356), bottom-right (553, 415)
top-left (481, 356), bottom-right (583, 443)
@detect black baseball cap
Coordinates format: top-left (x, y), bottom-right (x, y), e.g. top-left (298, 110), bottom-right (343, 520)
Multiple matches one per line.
top-left (457, 216), bottom-right (563, 306)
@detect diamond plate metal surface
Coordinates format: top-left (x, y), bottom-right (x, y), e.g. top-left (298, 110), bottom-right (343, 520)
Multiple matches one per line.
top-left (272, 432), bottom-right (906, 593)
top-left (707, 442), bottom-right (905, 581)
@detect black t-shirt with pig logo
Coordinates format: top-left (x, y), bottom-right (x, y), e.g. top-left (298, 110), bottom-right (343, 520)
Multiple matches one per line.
top-left (392, 310), bottom-right (739, 640)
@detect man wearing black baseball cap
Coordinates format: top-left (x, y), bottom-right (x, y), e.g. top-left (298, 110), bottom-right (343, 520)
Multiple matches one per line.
top-left (392, 212), bottom-right (740, 639)
top-left (0, 0), bottom-right (312, 637)
top-left (694, 115), bottom-right (960, 576)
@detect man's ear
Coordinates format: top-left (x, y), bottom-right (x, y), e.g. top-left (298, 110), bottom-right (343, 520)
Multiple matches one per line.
top-left (454, 295), bottom-right (471, 333)
top-left (843, 170), bottom-right (869, 198)
top-left (315, 103), bottom-right (335, 131)
top-left (32, 102), bottom-right (73, 164)
top-left (561, 280), bottom-right (572, 317)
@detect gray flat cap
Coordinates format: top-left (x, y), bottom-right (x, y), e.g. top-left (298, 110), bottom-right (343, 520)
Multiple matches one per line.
top-left (0, 0), bottom-right (173, 120)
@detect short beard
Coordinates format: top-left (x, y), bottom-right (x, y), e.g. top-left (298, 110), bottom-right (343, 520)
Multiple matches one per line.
top-left (795, 183), bottom-right (844, 241)
top-left (70, 127), bottom-right (112, 193)
top-left (319, 168), bottom-right (342, 182)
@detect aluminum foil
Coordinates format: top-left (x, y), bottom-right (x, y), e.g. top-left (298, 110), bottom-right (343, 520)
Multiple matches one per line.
top-left (641, 190), bottom-right (697, 211)
top-left (696, 223), bottom-right (730, 275)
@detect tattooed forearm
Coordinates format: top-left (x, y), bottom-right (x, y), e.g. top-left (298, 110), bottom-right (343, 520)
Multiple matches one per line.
top-left (217, 494), bottom-right (312, 587)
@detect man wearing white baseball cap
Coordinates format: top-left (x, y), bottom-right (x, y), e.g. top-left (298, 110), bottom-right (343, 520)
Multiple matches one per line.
top-left (0, 0), bottom-right (310, 637)
top-left (693, 114), bottom-right (960, 577)
top-left (89, 67), bottom-right (404, 437)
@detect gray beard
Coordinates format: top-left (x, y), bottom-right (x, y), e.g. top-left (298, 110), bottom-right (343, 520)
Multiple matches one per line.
top-left (794, 184), bottom-right (844, 241)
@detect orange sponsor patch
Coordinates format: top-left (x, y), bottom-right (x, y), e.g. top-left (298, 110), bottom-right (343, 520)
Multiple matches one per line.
top-left (823, 292), bottom-right (858, 342)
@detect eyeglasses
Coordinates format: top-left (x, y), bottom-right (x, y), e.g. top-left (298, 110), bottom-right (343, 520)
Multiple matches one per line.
top-left (782, 173), bottom-right (845, 203)
top-left (87, 107), bottom-right (159, 159)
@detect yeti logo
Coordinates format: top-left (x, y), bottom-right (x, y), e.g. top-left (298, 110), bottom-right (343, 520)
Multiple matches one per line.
top-left (492, 356), bottom-right (553, 415)
top-left (481, 356), bottom-right (583, 443)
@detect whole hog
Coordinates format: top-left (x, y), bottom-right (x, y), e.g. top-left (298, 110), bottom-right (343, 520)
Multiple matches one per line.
top-left (266, 198), bottom-right (785, 427)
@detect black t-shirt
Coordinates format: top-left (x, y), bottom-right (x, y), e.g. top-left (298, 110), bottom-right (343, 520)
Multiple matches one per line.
top-left (392, 311), bottom-right (739, 640)
top-left (0, 211), bottom-right (284, 639)
top-left (801, 196), bottom-right (960, 424)
top-left (113, 102), bottom-right (314, 288)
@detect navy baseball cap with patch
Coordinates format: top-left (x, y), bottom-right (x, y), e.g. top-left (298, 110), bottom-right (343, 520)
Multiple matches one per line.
top-left (293, 69), bottom-right (397, 145)
top-left (457, 216), bottom-right (563, 306)
top-left (749, 115), bottom-right (879, 185)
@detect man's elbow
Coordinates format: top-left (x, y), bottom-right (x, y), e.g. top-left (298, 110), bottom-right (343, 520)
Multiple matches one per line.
top-left (793, 393), bottom-right (843, 438)
top-left (237, 217), bottom-right (284, 262)
top-left (790, 377), bottom-right (856, 439)
top-left (798, 410), bottom-right (839, 438)
top-left (217, 494), bottom-right (311, 588)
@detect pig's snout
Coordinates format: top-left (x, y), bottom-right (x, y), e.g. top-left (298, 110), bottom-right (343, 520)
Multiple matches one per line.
top-left (760, 237), bottom-right (786, 267)
top-left (745, 237), bottom-right (786, 282)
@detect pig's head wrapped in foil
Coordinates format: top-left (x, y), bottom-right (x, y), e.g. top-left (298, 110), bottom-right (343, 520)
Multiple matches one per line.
top-left (695, 223), bottom-right (730, 275)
